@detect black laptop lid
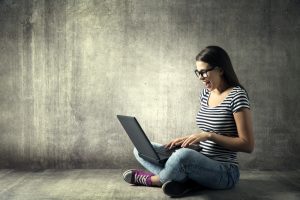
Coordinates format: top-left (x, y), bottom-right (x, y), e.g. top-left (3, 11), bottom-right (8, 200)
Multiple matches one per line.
top-left (117, 115), bottom-right (159, 160)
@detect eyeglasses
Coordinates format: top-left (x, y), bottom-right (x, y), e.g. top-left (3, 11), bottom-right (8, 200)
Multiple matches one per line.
top-left (194, 67), bottom-right (215, 78)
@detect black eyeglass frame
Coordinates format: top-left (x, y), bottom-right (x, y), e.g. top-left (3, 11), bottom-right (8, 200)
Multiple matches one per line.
top-left (194, 67), bottom-right (215, 78)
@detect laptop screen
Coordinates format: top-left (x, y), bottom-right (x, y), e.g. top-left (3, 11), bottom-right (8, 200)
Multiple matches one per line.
top-left (117, 115), bottom-right (159, 160)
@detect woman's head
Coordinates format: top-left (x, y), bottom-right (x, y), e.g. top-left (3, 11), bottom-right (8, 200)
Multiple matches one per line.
top-left (195, 46), bottom-right (245, 92)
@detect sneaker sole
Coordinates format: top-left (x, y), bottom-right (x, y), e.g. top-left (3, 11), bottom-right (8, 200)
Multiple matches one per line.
top-left (162, 181), bottom-right (192, 197)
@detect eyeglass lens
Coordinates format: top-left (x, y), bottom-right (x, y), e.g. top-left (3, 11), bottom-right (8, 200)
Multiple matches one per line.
top-left (195, 70), bottom-right (208, 78)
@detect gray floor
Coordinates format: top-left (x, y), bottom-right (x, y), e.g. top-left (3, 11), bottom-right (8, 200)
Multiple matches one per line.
top-left (0, 169), bottom-right (299, 200)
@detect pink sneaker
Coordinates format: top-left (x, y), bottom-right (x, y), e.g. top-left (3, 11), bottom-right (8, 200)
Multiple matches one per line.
top-left (123, 169), bottom-right (154, 186)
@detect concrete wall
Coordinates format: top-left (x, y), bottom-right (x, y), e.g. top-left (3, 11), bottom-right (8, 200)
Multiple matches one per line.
top-left (0, 0), bottom-right (299, 170)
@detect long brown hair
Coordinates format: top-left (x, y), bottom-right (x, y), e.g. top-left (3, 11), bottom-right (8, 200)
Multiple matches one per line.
top-left (196, 46), bottom-right (248, 95)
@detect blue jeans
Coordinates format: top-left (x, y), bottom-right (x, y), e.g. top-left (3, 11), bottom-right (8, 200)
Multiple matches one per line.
top-left (133, 142), bottom-right (240, 189)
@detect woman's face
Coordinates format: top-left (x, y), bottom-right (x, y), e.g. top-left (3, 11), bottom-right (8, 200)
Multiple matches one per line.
top-left (196, 61), bottom-right (223, 91)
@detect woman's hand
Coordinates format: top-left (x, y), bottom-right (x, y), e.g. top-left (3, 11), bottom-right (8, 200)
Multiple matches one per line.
top-left (164, 136), bottom-right (189, 149)
top-left (181, 132), bottom-right (210, 147)
top-left (165, 132), bottom-right (211, 149)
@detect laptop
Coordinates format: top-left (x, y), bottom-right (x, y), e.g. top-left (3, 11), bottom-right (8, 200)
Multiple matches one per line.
top-left (117, 115), bottom-right (202, 166)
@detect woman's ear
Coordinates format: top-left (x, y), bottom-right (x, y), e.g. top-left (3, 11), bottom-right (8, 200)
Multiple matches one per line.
top-left (217, 67), bottom-right (224, 76)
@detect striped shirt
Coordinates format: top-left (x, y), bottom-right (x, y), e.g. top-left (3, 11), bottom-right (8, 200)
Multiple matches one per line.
top-left (196, 86), bottom-right (250, 165)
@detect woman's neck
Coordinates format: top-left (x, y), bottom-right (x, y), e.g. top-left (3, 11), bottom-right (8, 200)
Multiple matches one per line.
top-left (212, 80), bottom-right (230, 95)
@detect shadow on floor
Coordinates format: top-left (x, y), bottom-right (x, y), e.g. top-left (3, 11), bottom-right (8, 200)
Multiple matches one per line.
top-left (179, 178), bottom-right (300, 200)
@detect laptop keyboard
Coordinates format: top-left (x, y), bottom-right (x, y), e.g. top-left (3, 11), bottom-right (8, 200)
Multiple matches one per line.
top-left (153, 146), bottom-right (177, 156)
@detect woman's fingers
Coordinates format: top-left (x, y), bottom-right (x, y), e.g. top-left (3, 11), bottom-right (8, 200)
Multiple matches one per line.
top-left (165, 136), bottom-right (190, 149)
top-left (165, 139), bottom-right (178, 149)
top-left (166, 138), bottom-right (185, 149)
top-left (171, 139), bottom-right (183, 149)
top-left (181, 135), bottom-right (199, 147)
top-left (164, 142), bottom-right (172, 148)
top-left (181, 138), bottom-right (190, 147)
top-left (184, 138), bottom-right (198, 147)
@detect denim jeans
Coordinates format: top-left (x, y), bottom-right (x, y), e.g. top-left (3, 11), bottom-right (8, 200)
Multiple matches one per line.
top-left (133, 142), bottom-right (240, 189)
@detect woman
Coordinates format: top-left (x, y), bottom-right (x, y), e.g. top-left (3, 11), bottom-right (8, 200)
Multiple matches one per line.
top-left (122, 46), bottom-right (254, 197)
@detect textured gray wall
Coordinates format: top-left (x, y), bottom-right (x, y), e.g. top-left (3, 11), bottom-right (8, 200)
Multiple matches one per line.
top-left (0, 0), bottom-right (299, 170)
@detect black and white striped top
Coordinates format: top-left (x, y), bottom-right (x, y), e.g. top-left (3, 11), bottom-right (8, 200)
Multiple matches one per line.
top-left (196, 86), bottom-right (250, 165)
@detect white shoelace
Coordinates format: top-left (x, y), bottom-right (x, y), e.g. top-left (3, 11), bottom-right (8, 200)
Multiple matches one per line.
top-left (134, 174), bottom-right (148, 185)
